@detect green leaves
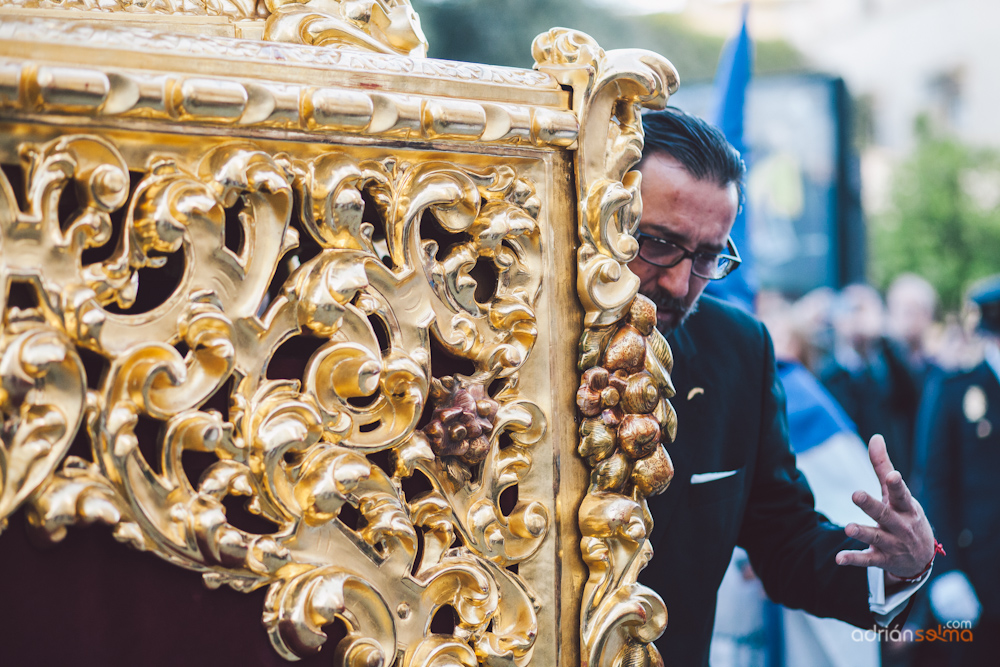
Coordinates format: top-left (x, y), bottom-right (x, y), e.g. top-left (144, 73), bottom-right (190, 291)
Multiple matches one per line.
top-left (870, 121), bottom-right (1000, 311)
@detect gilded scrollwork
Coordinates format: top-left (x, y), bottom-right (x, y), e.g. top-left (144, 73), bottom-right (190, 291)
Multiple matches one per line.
top-left (0, 1), bottom-right (697, 662)
top-left (0, 128), bottom-right (546, 663)
top-left (534, 27), bottom-right (681, 667)
top-left (409, 376), bottom-right (548, 564)
top-left (0, 16), bottom-right (562, 91)
top-left (534, 28), bottom-right (678, 328)
top-left (0, 0), bottom-right (259, 17)
top-left (0, 0), bottom-right (427, 56)
top-left (0, 319), bottom-right (87, 533)
top-left (0, 13), bottom-right (577, 149)
top-left (264, 0), bottom-right (428, 57)
top-left (576, 297), bottom-right (674, 667)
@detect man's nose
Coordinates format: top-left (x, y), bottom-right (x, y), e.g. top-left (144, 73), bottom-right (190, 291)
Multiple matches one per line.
top-left (657, 260), bottom-right (692, 299)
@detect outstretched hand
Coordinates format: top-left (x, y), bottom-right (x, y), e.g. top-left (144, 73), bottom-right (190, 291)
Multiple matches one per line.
top-left (835, 435), bottom-right (936, 581)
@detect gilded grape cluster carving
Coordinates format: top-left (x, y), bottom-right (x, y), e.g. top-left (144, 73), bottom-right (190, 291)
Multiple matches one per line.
top-left (0, 132), bottom-right (545, 665)
top-left (577, 297), bottom-right (675, 499)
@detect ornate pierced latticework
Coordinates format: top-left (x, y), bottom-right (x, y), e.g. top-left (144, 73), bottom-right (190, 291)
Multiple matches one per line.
top-left (0, 4), bottom-right (680, 666)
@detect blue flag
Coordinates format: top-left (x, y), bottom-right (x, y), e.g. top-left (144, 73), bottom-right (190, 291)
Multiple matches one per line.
top-left (777, 360), bottom-right (858, 454)
top-left (704, 2), bottom-right (757, 312)
top-left (711, 2), bottom-right (751, 154)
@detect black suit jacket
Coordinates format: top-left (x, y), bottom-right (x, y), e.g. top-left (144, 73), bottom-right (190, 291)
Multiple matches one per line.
top-left (639, 296), bottom-right (874, 665)
top-left (914, 361), bottom-right (1000, 621)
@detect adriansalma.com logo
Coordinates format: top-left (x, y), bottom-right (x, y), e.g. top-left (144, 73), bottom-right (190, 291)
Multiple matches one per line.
top-left (852, 621), bottom-right (975, 643)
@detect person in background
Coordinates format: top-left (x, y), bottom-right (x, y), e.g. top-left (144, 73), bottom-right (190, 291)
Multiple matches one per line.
top-left (925, 307), bottom-right (987, 375)
top-left (820, 284), bottom-right (921, 479)
top-left (913, 275), bottom-right (1000, 666)
top-left (886, 273), bottom-right (940, 391)
top-left (792, 287), bottom-right (837, 375)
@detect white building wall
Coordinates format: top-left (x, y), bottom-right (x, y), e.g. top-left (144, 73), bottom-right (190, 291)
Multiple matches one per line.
top-left (674, 0), bottom-right (1000, 153)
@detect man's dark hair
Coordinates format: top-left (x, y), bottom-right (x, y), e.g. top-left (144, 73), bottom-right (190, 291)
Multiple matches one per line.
top-left (640, 107), bottom-right (746, 200)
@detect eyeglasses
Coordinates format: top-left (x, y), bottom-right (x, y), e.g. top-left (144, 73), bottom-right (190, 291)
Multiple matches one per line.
top-left (636, 232), bottom-right (742, 280)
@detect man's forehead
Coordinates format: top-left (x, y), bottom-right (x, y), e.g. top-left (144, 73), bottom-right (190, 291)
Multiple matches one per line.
top-left (638, 151), bottom-right (741, 200)
top-left (638, 152), bottom-right (736, 196)
top-left (637, 155), bottom-right (737, 240)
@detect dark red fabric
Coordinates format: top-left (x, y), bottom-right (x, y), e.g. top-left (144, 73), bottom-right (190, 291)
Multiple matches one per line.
top-left (0, 511), bottom-right (336, 667)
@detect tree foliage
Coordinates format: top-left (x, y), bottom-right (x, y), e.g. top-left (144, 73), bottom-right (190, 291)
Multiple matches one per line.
top-left (870, 119), bottom-right (1000, 311)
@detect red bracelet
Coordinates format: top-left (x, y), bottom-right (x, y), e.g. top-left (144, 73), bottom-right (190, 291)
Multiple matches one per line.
top-left (894, 540), bottom-right (946, 583)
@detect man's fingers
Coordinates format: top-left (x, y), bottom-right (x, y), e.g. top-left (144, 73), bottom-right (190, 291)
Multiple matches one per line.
top-left (868, 434), bottom-right (894, 499)
top-left (886, 470), bottom-right (913, 512)
top-left (836, 547), bottom-right (885, 569)
top-left (845, 523), bottom-right (883, 547)
top-left (852, 490), bottom-right (895, 528)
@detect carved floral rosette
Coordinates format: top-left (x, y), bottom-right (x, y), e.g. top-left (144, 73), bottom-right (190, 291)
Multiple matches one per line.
top-left (533, 27), bottom-right (681, 667)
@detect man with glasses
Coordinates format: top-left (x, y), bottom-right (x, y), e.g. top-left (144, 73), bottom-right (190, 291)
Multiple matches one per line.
top-left (632, 109), bottom-right (937, 665)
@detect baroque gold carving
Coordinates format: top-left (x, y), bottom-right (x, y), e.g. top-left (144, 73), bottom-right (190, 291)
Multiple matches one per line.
top-left (0, 319), bottom-right (87, 530)
top-left (264, 0), bottom-right (428, 57)
top-left (0, 0), bottom-right (259, 17)
top-left (0, 0), bottom-right (428, 59)
top-left (0, 129), bottom-right (547, 664)
top-left (575, 297), bottom-right (675, 667)
top-left (0, 0), bottom-right (429, 57)
top-left (0, 16), bottom-right (577, 146)
top-left (534, 29), bottom-right (678, 328)
top-left (534, 28), bottom-right (680, 667)
top-left (0, 1), bottom-right (693, 662)
top-left (0, 15), bottom-right (562, 88)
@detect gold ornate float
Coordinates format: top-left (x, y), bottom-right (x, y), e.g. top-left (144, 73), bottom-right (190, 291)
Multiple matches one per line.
top-left (0, 2), bottom-right (679, 665)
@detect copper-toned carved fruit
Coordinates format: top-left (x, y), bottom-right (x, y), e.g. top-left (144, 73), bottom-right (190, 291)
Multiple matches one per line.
top-left (632, 445), bottom-right (674, 497)
top-left (604, 324), bottom-right (646, 374)
top-left (622, 372), bottom-right (659, 414)
top-left (617, 413), bottom-right (660, 460)
top-left (627, 294), bottom-right (657, 336)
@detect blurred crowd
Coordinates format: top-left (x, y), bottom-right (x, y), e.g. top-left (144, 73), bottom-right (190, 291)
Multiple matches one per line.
top-left (711, 273), bottom-right (1000, 667)
top-left (760, 275), bottom-right (982, 426)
